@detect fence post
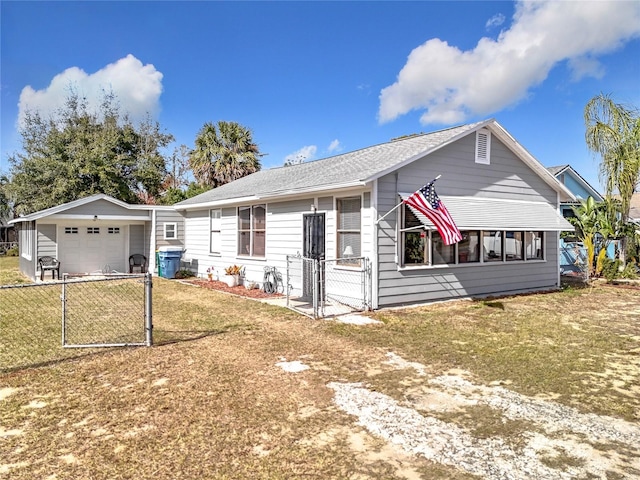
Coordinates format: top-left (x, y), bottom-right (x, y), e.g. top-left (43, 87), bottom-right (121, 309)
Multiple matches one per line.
top-left (145, 273), bottom-right (153, 346)
top-left (286, 256), bottom-right (290, 308)
top-left (61, 274), bottom-right (67, 346)
top-left (312, 259), bottom-right (319, 319)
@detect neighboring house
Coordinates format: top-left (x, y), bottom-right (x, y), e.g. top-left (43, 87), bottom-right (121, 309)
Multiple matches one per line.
top-left (9, 195), bottom-right (184, 281)
top-left (630, 192), bottom-right (640, 223)
top-left (175, 119), bottom-right (574, 308)
top-left (547, 164), bottom-right (607, 272)
top-left (547, 164), bottom-right (604, 218)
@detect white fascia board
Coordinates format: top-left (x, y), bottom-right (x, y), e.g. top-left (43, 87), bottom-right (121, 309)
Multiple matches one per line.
top-left (49, 214), bottom-right (152, 221)
top-left (8, 194), bottom-right (155, 223)
top-left (175, 181), bottom-right (368, 210)
top-left (173, 195), bottom-right (261, 211)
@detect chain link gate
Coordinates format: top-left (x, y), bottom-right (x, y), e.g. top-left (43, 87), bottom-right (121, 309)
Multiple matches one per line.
top-left (62, 273), bottom-right (153, 348)
top-left (286, 254), bottom-right (370, 319)
top-left (320, 257), bottom-right (371, 318)
top-left (1, 274), bottom-right (153, 372)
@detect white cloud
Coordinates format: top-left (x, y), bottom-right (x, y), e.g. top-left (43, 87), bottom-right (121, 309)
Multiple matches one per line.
top-left (18, 54), bottom-right (163, 126)
top-left (379, 1), bottom-right (640, 125)
top-left (284, 145), bottom-right (317, 165)
top-left (327, 139), bottom-right (342, 153)
top-left (485, 13), bottom-right (505, 30)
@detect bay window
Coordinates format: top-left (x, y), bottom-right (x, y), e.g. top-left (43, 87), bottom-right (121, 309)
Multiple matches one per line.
top-left (401, 205), bottom-right (544, 267)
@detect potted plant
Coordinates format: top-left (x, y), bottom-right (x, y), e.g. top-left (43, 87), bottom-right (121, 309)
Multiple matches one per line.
top-left (223, 265), bottom-right (242, 287)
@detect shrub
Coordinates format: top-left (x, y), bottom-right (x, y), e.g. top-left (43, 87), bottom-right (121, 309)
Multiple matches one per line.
top-left (174, 269), bottom-right (195, 279)
top-left (620, 262), bottom-right (639, 279)
top-left (600, 258), bottom-right (621, 281)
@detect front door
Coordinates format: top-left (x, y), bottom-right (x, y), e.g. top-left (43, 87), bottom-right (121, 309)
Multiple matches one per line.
top-left (302, 213), bottom-right (325, 300)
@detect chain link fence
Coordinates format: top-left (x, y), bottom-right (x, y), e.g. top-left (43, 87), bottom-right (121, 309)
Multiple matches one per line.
top-left (321, 258), bottom-right (371, 317)
top-left (1, 274), bottom-right (152, 373)
top-left (285, 255), bottom-right (371, 319)
top-left (560, 245), bottom-right (587, 277)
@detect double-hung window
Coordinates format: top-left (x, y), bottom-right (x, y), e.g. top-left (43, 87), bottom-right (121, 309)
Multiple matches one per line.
top-left (401, 206), bottom-right (428, 265)
top-left (337, 197), bottom-right (361, 265)
top-left (210, 209), bottom-right (221, 254)
top-left (238, 204), bottom-right (265, 257)
top-left (164, 223), bottom-right (177, 240)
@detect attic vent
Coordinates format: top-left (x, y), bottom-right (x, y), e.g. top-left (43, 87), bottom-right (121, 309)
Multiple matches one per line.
top-left (475, 129), bottom-right (491, 165)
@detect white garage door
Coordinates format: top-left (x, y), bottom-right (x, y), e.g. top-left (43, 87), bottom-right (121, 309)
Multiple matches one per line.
top-left (58, 224), bottom-right (126, 274)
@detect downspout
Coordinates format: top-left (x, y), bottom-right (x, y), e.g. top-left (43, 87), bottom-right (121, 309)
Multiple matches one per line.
top-left (556, 192), bottom-right (561, 288)
top-left (394, 172), bottom-right (399, 266)
top-left (371, 179), bottom-right (379, 310)
top-left (150, 210), bottom-right (157, 275)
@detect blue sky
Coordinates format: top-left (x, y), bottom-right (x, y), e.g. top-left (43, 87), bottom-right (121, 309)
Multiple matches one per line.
top-left (2, 1), bottom-right (639, 192)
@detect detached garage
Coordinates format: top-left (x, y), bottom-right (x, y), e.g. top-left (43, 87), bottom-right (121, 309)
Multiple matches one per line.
top-left (9, 195), bottom-right (184, 281)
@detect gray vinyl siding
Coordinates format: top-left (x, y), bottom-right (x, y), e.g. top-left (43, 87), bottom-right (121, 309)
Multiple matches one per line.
top-left (155, 210), bottom-right (185, 248)
top-left (318, 196), bottom-right (333, 211)
top-left (63, 199), bottom-right (149, 217)
top-left (376, 133), bottom-right (561, 308)
top-left (129, 225), bottom-right (146, 257)
top-left (37, 224), bottom-right (57, 259)
top-left (395, 134), bottom-right (557, 203)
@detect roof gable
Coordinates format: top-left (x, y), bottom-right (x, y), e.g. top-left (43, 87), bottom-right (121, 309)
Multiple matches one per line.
top-left (547, 165), bottom-right (602, 202)
top-left (9, 194), bottom-right (158, 224)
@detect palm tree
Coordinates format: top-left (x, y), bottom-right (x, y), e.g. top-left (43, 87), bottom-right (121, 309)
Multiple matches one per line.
top-left (584, 94), bottom-right (640, 263)
top-left (568, 197), bottom-right (600, 279)
top-left (189, 121), bottom-right (261, 188)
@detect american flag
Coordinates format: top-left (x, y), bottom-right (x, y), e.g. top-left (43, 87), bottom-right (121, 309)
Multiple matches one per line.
top-left (404, 180), bottom-right (462, 245)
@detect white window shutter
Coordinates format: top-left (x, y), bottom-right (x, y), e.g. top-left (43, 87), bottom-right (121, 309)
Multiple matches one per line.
top-left (475, 130), bottom-right (491, 164)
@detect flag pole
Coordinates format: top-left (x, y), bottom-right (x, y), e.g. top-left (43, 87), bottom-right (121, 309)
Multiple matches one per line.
top-left (374, 175), bottom-right (441, 225)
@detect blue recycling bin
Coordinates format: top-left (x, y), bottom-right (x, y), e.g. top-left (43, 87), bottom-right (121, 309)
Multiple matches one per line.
top-left (158, 246), bottom-right (183, 279)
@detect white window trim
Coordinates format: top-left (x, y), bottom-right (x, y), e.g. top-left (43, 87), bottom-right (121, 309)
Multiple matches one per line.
top-left (237, 204), bottom-right (266, 258)
top-left (475, 129), bottom-right (491, 164)
top-left (209, 209), bottom-right (221, 255)
top-left (336, 195), bottom-right (362, 267)
top-left (164, 222), bottom-right (178, 240)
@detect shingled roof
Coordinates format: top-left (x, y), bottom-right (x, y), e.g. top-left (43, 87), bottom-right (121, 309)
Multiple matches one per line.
top-left (175, 121), bottom-right (488, 208)
top-left (176, 119), bottom-right (573, 208)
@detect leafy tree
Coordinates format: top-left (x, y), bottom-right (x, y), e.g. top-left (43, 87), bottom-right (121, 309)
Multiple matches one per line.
top-left (164, 144), bottom-right (191, 191)
top-left (0, 175), bottom-right (13, 224)
top-left (158, 182), bottom-right (209, 205)
top-left (7, 91), bottom-right (174, 215)
top-left (584, 93), bottom-right (640, 263)
top-left (189, 121), bottom-right (261, 188)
